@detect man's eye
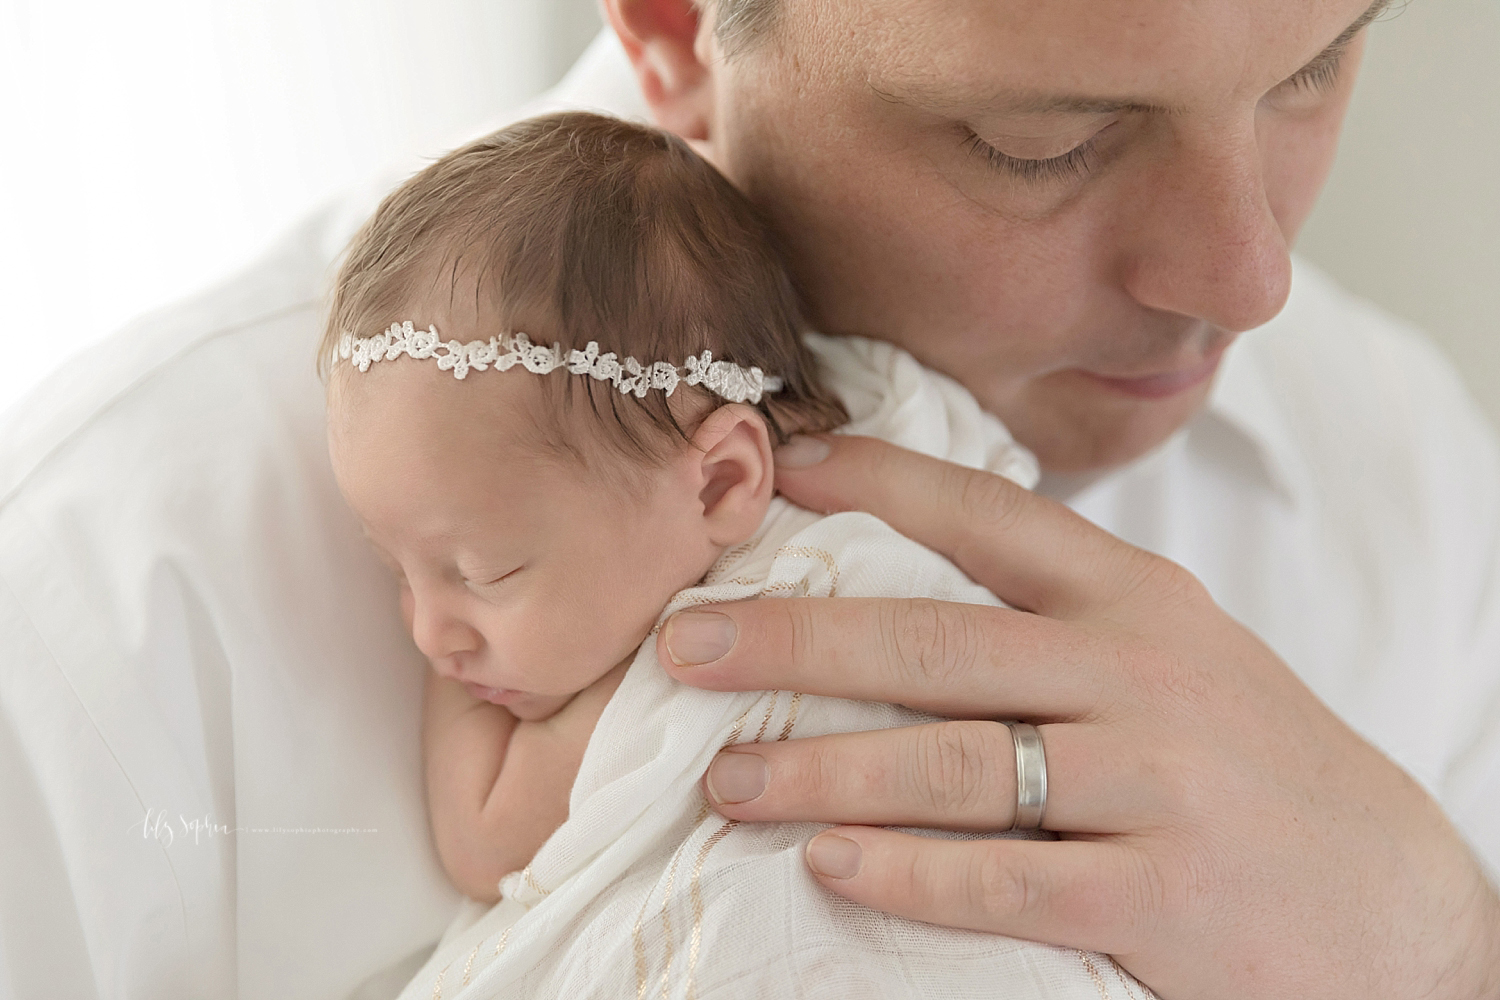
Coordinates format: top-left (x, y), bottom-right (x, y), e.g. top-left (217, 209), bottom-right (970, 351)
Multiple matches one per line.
top-left (963, 130), bottom-right (1098, 184)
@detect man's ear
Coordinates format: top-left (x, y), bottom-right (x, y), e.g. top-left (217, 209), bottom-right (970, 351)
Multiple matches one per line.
top-left (689, 404), bottom-right (775, 547)
top-left (602, 0), bottom-right (717, 140)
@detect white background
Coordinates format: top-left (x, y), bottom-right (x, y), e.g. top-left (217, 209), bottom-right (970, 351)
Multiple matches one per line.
top-left (1, 0), bottom-right (1496, 426)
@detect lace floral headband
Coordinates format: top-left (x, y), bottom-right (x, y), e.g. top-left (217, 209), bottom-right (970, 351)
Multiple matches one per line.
top-left (337, 322), bottom-right (785, 405)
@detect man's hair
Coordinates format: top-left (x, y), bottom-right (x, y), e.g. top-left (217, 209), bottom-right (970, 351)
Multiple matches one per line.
top-left (320, 111), bottom-right (845, 460)
top-left (702, 0), bottom-right (778, 55)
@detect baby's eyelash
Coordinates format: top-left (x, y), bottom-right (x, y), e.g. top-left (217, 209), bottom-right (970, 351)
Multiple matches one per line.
top-left (962, 130), bottom-right (1098, 184)
top-left (467, 566), bottom-right (523, 590)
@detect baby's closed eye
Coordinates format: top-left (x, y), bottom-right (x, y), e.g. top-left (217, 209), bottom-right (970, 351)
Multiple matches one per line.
top-left (464, 564), bottom-right (526, 591)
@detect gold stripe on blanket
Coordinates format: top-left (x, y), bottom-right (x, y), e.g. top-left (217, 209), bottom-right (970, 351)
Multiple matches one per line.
top-left (751, 691), bottom-right (780, 743)
top-left (685, 819), bottom-right (740, 1000)
top-left (1080, 951), bottom-right (1111, 999)
top-left (771, 545), bottom-right (841, 596)
top-left (777, 692), bottom-right (803, 742)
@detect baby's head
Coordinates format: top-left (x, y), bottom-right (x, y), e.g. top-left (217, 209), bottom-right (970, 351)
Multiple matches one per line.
top-left (321, 112), bottom-right (846, 720)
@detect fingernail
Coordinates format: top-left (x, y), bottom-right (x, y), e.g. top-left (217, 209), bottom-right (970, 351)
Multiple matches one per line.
top-left (774, 436), bottom-right (830, 468)
top-left (706, 751), bottom-right (767, 804)
top-left (663, 611), bottom-right (737, 666)
top-left (806, 834), bottom-right (862, 879)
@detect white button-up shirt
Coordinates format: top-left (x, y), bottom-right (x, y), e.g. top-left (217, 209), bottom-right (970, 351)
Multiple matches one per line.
top-left (1058, 269), bottom-right (1500, 876)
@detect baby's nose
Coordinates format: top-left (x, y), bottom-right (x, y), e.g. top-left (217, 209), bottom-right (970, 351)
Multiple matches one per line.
top-left (409, 600), bottom-right (481, 663)
top-left (427, 655), bottom-right (466, 682)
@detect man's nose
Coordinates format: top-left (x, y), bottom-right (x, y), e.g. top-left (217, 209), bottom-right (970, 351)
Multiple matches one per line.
top-left (1118, 121), bottom-right (1293, 335)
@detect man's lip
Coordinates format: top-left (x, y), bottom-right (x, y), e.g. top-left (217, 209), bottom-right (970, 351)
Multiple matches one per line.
top-left (465, 683), bottom-right (522, 705)
top-left (1079, 352), bottom-right (1225, 400)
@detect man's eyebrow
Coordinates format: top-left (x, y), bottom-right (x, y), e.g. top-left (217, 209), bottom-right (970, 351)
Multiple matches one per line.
top-left (1291, 0), bottom-right (1395, 76)
top-left (981, 94), bottom-right (1176, 116)
top-left (872, 0), bottom-right (1395, 118)
top-left (1326, 0), bottom-right (1396, 53)
top-left (870, 82), bottom-right (1178, 118)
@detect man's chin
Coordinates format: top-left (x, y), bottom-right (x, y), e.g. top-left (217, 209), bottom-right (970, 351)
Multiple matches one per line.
top-left (1005, 375), bottom-right (1217, 476)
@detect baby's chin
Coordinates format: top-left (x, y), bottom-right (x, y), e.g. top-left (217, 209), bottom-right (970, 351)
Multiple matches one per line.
top-left (504, 691), bottom-right (576, 722)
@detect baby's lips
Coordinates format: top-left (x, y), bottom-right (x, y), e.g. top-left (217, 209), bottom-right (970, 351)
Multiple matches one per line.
top-left (465, 682), bottom-right (521, 705)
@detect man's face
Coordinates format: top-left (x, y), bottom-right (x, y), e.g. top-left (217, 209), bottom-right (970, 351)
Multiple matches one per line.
top-left (697, 0), bottom-right (1377, 472)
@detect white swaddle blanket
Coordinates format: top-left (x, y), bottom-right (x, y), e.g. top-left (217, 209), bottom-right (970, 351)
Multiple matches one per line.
top-left (396, 335), bottom-right (1154, 1000)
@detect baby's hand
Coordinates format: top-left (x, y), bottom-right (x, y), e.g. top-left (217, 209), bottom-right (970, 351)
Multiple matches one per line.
top-left (423, 662), bottom-right (628, 901)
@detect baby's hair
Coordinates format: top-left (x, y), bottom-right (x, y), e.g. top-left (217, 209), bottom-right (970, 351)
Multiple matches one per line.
top-left (319, 111), bottom-right (847, 463)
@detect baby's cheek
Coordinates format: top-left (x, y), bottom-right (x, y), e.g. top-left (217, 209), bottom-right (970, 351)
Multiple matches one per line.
top-left (504, 602), bottom-right (599, 689)
top-left (398, 588), bottom-right (415, 635)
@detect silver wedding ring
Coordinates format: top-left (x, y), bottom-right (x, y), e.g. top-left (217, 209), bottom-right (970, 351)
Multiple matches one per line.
top-left (1007, 722), bottom-right (1048, 831)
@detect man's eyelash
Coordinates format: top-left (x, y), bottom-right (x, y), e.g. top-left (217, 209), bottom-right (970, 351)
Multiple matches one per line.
top-left (962, 131), bottom-right (1098, 184)
top-left (1283, 47), bottom-right (1347, 95)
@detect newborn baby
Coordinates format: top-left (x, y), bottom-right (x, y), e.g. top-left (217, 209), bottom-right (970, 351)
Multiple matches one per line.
top-left (323, 112), bottom-right (1149, 999)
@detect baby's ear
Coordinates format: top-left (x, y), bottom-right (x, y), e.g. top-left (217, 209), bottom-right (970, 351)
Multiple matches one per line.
top-left (689, 404), bottom-right (775, 548)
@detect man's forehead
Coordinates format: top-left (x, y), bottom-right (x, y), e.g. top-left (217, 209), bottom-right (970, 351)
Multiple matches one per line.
top-left (805, 0), bottom-right (1387, 109)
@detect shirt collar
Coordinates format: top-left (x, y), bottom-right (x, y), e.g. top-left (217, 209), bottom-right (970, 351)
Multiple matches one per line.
top-left (1197, 277), bottom-right (1314, 505)
top-left (1018, 323), bottom-right (1307, 506)
top-left (1042, 272), bottom-right (1315, 507)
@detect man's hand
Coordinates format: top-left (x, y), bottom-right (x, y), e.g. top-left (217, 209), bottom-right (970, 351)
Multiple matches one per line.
top-left (654, 435), bottom-right (1500, 999)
